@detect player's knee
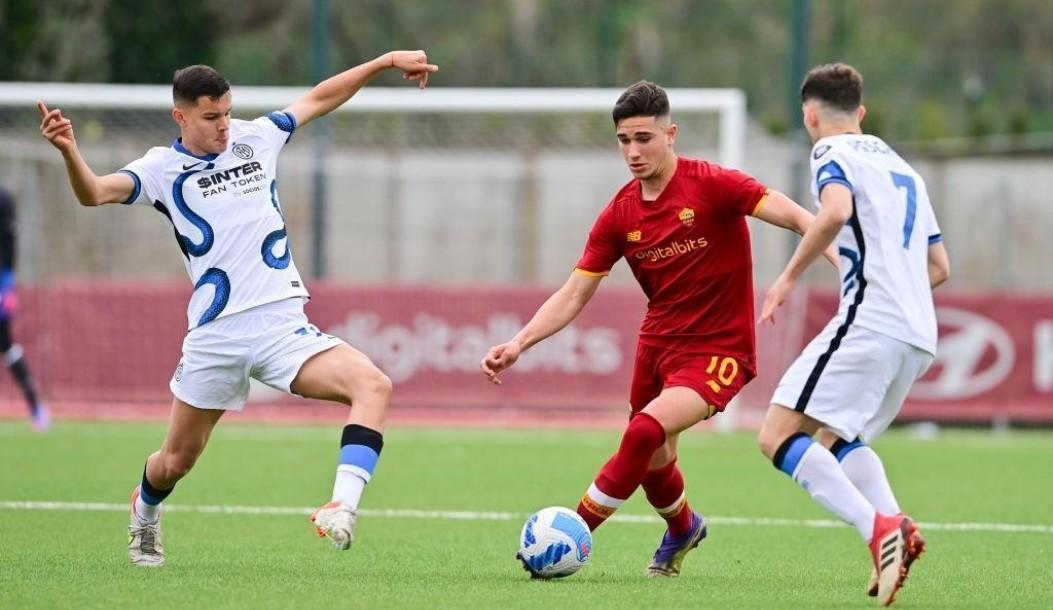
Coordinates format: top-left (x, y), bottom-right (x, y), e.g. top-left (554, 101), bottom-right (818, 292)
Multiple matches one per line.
top-left (622, 413), bottom-right (667, 453)
top-left (348, 366), bottom-right (392, 406)
top-left (756, 424), bottom-right (784, 459)
top-left (647, 446), bottom-right (674, 470)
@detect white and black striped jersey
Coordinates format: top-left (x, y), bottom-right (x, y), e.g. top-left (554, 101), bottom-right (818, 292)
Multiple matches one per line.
top-left (810, 134), bottom-right (941, 354)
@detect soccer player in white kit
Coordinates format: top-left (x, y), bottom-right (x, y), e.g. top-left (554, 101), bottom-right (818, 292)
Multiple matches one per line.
top-left (756, 64), bottom-right (950, 606)
top-left (38, 51), bottom-right (438, 567)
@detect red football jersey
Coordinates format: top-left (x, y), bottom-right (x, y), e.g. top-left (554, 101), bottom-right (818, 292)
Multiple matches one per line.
top-left (576, 157), bottom-right (769, 369)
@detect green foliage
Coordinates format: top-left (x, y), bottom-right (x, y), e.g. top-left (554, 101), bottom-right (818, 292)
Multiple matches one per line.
top-left (103, 0), bottom-right (217, 83)
top-left (1, 0), bottom-right (1050, 140)
top-left (0, 0), bottom-right (42, 80)
top-left (916, 100), bottom-right (951, 141)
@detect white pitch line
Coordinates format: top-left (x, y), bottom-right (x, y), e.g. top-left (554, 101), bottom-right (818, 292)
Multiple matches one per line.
top-left (1, 501), bottom-right (1050, 535)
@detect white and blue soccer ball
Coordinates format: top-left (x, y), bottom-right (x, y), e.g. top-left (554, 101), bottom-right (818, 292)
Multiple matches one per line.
top-left (517, 506), bottom-right (592, 579)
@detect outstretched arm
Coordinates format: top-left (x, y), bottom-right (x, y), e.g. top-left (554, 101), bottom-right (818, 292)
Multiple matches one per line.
top-left (285, 50), bottom-right (439, 129)
top-left (38, 102), bottom-right (135, 206)
top-left (480, 271), bottom-right (604, 385)
top-left (754, 190), bottom-right (839, 268)
top-left (758, 183), bottom-right (854, 325)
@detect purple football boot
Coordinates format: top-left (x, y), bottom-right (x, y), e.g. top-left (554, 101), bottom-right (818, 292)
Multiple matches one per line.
top-left (645, 511), bottom-right (707, 577)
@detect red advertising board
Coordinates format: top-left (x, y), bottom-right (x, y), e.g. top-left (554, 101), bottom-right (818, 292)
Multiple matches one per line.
top-left (1, 282), bottom-right (1050, 425)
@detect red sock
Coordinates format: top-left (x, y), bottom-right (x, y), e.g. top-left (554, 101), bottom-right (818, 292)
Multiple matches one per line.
top-left (642, 459), bottom-right (694, 536)
top-left (577, 412), bottom-right (666, 531)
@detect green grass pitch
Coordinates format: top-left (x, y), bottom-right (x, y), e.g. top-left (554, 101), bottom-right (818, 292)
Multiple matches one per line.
top-left (1, 421), bottom-right (1051, 608)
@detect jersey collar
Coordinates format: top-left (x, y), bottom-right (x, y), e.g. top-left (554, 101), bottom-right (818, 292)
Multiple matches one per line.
top-left (172, 138), bottom-right (220, 162)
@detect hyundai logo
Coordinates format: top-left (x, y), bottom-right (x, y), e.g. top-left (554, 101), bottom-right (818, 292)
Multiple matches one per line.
top-left (911, 307), bottom-right (1015, 400)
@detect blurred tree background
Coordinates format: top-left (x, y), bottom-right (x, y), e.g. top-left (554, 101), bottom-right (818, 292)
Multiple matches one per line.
top-left (1, 0), bottom-right (1050, 142)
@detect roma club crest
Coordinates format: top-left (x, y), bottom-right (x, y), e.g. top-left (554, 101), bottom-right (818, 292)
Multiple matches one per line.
top-left (678, 207), bottom-right (695, 226)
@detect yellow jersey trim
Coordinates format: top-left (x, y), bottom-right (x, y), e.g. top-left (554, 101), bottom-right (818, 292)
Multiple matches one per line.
top-left (750, 190), bottom-right (771, 217)
top-left (574, 268), bottom-right (610, 278)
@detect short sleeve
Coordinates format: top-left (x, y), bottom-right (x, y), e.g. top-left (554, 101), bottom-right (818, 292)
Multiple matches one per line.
top-left (710, 165), bottom-right (770, 217)
top-left (922, 200), bottom-right (943, 245)
top-left (253, 110), bottom-right (298, 150)
top-left (575, 205), bottom-right (623, 276)
top-left (810, 143), bottom-right (856, 197)
top-left (119, 148), bottom-right (166, 206)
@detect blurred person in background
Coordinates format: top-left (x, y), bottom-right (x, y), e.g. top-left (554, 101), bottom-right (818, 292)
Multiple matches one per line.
top-left (38, 50), bottom-right (437, 568)
top-left (482, 81), bottom-right (836, 579)
top-left (757, 63), bottom-right (950, 606)
top-left (0, 185), bottom-right (49, 432)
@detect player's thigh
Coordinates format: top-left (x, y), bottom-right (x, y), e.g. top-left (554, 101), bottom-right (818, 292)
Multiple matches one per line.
top-left (159, 396), bottom-right (225, 459)
top-left (771, 323), bottom-right (893, 441)
top-left (289, 343), bottom-right (390, 405)
top-left (640, 386), bottom-right (715, 435)
top-left (861, 344), bottom-right (934, 441)
top-left (250, 311), bottom-right (355, 398)
top-left (629, 342), bottom-right (663, 413)
top-left (658, 351), bottom-right (753, 421)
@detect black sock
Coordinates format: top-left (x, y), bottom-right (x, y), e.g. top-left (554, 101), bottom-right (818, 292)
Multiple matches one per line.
top-left (7, 353), bottom-right (40, 413)
top-left (140, 464), bottom-right (175, 505)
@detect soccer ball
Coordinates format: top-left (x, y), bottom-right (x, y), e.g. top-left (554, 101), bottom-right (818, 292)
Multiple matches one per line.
top-left (516, 506), bottom-right (592, 579)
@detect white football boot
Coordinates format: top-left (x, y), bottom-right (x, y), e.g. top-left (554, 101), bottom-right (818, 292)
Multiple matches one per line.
top-left (310, 501), bottom-right (357, 550)
top-left (127, 488), bottom-right (165, 567)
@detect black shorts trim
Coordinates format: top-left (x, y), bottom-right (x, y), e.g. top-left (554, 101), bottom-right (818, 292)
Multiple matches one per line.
top-left (795, 201), bottom-right (867, 412)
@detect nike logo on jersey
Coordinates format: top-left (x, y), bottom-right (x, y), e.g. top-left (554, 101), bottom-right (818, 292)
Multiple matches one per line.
top-left (812, 144), bottom-right (832, 160)
top-left (182, 162), bottom-right (203, 171)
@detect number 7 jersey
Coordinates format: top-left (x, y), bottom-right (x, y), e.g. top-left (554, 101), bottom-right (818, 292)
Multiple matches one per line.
top-left (810, 134), bottom-right (942, 354)
top-left (120, 111), bottom-right (309, 330)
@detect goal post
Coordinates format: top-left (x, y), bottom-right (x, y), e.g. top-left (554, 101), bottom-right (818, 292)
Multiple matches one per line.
top-left (0, 82), bottom-right (747, 283)
top-left (0, 82), bottom-right (745, 167)
top-left (0, 83), bottom-right (751, 428)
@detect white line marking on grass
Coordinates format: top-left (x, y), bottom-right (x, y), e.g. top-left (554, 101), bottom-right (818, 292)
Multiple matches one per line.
top-left (2, 501), bottom-right (1051, 534)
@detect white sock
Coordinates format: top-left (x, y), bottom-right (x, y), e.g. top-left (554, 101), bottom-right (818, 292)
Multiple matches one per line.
top-left (792, 443), bottom-right (876, 541)
top-left (839, 445), bottom-right (901, 515)
top-left (332, 465), bottom-right (369, 510)
top-left (134, 495), bottom-right (161, 524)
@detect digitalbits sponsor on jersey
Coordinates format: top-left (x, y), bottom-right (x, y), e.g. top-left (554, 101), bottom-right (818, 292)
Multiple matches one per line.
top-left (516, 507), bottom-right (592, 579)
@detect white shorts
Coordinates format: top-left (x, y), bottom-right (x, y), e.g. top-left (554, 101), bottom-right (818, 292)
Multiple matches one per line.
top-left (170, 298), bottom-right (345, 411)
top-left (771, 320), bottom-right (934, 442)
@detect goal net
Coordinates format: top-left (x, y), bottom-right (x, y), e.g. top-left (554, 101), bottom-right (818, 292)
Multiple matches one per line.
top-left (0, 83), bottom-right (795, 428)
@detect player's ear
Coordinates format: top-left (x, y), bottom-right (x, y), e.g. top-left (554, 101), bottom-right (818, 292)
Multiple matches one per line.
top-left (803, 104), bottom-right (819, 131)
top-left (856, 104), bottom-right (867, 125)
top-left (666, 122), bottom-right (677, 145)
top-left (171, 106), bottom-right (186, 128)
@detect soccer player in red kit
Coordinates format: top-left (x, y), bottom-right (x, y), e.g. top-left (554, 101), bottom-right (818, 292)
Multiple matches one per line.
top-left (481, 81), bottom-right (835, 578)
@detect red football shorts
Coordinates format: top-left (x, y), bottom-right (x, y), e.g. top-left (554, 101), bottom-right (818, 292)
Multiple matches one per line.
top-left (628, 341), bottom-right (755, 414)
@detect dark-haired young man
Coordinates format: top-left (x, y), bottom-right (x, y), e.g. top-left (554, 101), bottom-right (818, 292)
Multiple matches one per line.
top-left (481, 81), bottom-right (833, 578)
top-left (0, 185), bottom-right (49, 432)
top-left (39, 51), bottom-right (438, 567)
top-left (757, 63), bottom-right (949, 606)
